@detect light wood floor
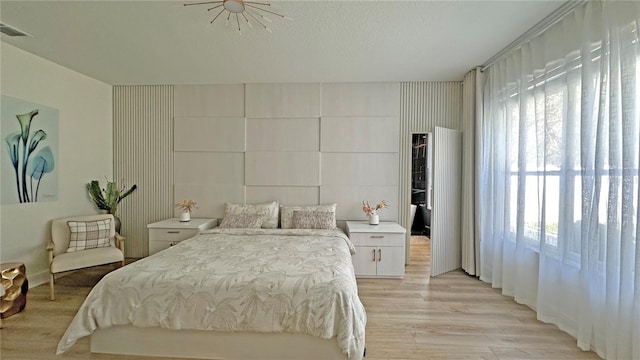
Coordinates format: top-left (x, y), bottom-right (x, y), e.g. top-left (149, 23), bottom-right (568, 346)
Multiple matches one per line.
top-left (0, 240), bottom-right (600, 360)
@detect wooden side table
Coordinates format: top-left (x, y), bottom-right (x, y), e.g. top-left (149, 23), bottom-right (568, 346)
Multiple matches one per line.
top-left (147, 218), bottom-right (217, 255)
top-left (0, 262), bottom-right (28, 319)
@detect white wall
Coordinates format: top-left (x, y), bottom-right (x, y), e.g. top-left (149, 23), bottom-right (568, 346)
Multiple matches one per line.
top-left (0, 43), bottom-right (112, 287)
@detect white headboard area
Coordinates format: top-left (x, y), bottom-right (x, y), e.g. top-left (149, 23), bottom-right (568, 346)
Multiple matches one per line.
top-left (114, 83), bottom-right (402, 257)
top-left (173, 83), bottom-right (401, 223)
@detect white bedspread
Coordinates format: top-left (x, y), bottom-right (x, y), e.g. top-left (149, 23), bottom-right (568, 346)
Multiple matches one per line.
top-left (57, 228), bottom-right (366, 359)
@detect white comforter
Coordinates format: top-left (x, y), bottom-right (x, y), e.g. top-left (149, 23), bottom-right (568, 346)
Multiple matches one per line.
top-left (57, 228), bottom-right (366, 359)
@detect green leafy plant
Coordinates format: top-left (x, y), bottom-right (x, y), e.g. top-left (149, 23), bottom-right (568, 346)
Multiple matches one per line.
top-left (87, 180), bottom-right (137, 216)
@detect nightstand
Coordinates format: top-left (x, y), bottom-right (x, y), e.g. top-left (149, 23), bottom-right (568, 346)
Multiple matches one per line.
top-left (147, 218), bottom-right (217, 255)
top-left (345, 221), bottom-right (406, 278)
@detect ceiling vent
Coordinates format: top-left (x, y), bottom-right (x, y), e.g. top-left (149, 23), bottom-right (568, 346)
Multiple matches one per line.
top-left (0, 22), bottom-right (31, 37)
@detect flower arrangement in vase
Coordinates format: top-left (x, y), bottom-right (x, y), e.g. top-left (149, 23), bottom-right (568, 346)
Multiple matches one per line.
top-left (175, 199), bottom-right (198, 222)
top-left (362, 200), bottom-right (389, 225)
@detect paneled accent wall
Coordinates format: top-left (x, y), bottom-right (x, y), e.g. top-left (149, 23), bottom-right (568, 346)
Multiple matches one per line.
top-left (320, 83), bottom-right (401, 221)
top-left (173, 85), bottom-right (246, 218)
top-left (114, 85), bottom-right (174, 257)
top-left (173, 83), bottom-right (401, 224)
top-left (114, 82), bottom-right (460, 261)
top-left (399, 82), bottom-right (463, 264)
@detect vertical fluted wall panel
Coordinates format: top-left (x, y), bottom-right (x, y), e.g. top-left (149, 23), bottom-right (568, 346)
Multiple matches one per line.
top-left (113, 85), bottom-right (174, 258)
top-left (399, 82), bottom-right (462, 264)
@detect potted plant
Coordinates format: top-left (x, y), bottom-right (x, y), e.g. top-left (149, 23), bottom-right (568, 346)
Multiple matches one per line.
top-left (87, 180), bottom-right (137, 232)
top-left (175, 199), bottom-right (198, 222)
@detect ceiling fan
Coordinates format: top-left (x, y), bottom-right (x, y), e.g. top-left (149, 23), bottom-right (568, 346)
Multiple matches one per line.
top-left (184, 0), bottom-right (292, 34)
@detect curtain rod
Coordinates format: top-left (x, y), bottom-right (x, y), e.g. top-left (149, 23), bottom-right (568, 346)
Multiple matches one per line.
top-left (480, 0), bottom-right (587, 72)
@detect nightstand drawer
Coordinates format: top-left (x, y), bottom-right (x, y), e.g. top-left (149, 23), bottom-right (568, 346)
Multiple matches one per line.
top-left (349, 232), bottom-right (404, 247)
top-left (149, 228), bottom-right (198, 242)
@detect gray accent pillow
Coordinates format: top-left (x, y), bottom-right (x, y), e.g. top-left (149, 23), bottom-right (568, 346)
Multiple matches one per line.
top-left (224, 201), bottom-right (279, 229)
top-left (218, 214), bottom-right (264, 229)
top-left (280, 204), bottom-right (337, 229)
top-left (292, 210), bottom-right (336, 229)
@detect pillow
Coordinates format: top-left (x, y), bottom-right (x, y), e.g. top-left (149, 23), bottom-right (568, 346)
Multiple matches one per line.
top-left (224, 201), bottom-right (279, 229)
top-left (292, 210), bottom-right (336, 229)
top-left (280, 204), bottom-right (337, 229)
top-left (218, 214), bottom-right (264, 229)
top-left (66, 219), bottom-right (112, 253)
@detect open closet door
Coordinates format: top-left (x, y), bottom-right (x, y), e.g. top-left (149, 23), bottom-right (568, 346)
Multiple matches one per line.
top-left (431, 126), bottom-right (462, 277)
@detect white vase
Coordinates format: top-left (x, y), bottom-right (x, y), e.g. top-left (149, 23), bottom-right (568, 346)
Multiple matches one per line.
top-left (180, 211), bottom-right (191, 222)
top-left (369, 213), bottom-right (379, 225)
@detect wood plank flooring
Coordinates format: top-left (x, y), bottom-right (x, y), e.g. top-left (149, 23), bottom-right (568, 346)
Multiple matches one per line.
top-left (361, 239), bottom-right (599, 359)
top-left (0, 240), bottom-right (600, 360)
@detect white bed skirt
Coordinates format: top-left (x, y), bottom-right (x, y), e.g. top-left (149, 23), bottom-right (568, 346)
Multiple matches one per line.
top-left (91, 326), bottom-right (353, 360)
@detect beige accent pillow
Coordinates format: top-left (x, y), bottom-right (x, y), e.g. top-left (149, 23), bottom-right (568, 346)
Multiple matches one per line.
top-left (292, 210), bottom-right (336, 229)
top-left (280, 204), bottom-right (337, 229)
top-left (218, 214), bottom-right (264, 229)
top-left (224, 201), bottom-right (279, 229)
top-left (66, 219), bottom-right (112, 253)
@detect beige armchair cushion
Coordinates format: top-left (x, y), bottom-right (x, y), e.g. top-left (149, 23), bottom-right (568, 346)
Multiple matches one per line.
top-left (50, 246), bottom-right (124, 274)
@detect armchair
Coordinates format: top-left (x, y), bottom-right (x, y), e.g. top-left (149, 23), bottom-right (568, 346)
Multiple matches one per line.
top-left (48, 214), bottom-right (125, 300)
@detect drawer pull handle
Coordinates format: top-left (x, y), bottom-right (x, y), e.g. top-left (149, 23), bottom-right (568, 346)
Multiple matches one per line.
top-left (167, 231), bottom-right (180, 234)
top-left (378, 249), bottom-right (382, 262)
top-left (370, 235), bottom-right (384, 239)
top-left (372, 249), bottom-right (376, 262)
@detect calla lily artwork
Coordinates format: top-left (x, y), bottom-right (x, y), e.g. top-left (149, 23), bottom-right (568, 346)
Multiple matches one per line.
top-left (1, 95), bottom-right (58, 204)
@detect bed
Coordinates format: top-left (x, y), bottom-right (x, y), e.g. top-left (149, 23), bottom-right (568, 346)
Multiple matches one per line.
top-left (56, 227), bottom-right (367, 360)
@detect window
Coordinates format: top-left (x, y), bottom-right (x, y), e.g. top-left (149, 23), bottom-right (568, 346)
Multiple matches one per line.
top-left (501, 42), bottom-right (639, 267)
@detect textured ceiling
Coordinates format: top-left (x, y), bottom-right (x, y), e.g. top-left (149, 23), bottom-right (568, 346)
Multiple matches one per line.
top-left (0, 1), bottom-right (563, 85)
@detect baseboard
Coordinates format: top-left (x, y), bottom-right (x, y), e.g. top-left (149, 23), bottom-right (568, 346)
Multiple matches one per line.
top-left (28, 269), bottom-right (50, 289)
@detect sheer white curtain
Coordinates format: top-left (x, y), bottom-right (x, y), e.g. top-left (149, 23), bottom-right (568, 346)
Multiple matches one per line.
top-left (462, 68), bottom-right (482, 276)
top-left (480, 1), bottom-right (640, 358)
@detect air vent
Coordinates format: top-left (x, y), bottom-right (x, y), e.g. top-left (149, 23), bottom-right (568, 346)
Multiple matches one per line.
top-left (0, 22), bottom-right (31, 37)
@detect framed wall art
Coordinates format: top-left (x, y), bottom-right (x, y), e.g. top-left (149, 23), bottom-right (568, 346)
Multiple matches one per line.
top-left (1, 95), bottom-right (59, 204)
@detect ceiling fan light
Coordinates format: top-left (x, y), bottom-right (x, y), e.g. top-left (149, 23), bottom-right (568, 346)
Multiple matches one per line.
top-left (223, 0), bottom-right (245, 13)
top-left (186, 0), bottom-right (287, 33)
